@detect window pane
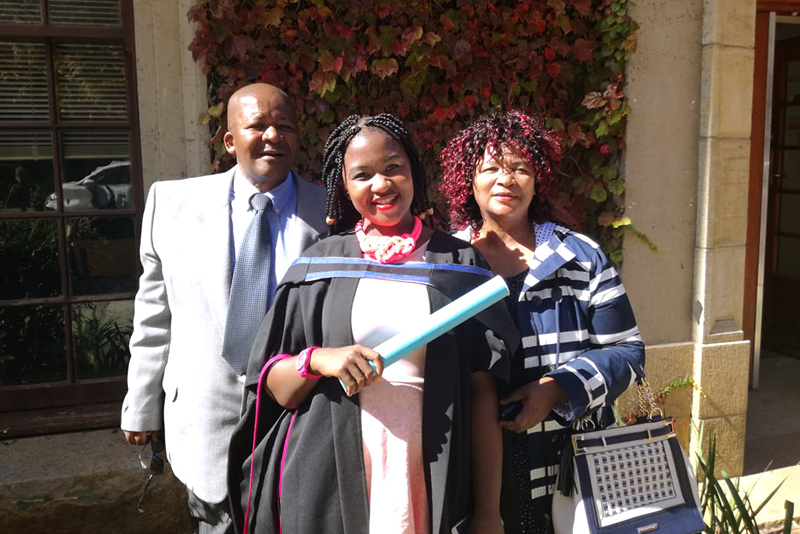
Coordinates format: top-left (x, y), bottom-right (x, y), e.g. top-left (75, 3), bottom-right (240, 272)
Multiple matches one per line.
top-left (0, 0), bottom-right (42, 25)
top-left (779, 193), bottom-right (800, 235)
top-left (0, 219), bottom-right (61, 299)
top-left (68, 216), bottom-right (137, 295)
top-left (787, 60), bottom-right (800, 104)
top-left (49, 0), bottom-right (120, 27)
top-left (0, 304), bottom-right (67, 386)
top-left (783, 149), bottom-right (800, 192)
top-left (777, 236), bottom-right (800, 280)
top-left (0, 41), bottom-right (49, 122)
top-left (59, 131), bottom-right (131, 211)
top-left (55, 42), bottom-right (127, 121)
top-left (73, 300), bottom-right (132, 380)
top-left (0, 131), bottom-right (54, 212)
top-left (785, 104), bottom-right (800, 148)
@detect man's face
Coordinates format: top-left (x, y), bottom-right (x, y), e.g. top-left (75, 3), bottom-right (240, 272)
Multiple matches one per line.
top-left (224, 88), bottom-right (300, 191)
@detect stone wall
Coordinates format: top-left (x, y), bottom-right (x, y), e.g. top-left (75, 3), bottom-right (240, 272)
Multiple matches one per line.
top-left (623, 0), bottom-right (756, 476)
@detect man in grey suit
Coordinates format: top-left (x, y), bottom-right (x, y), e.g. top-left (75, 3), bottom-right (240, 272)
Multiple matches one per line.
top-left (120, 83), bottom-right (327, 533)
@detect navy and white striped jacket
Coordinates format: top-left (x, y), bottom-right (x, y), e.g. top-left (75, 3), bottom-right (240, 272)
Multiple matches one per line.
top-left (458, 222), bottom-right (645, 508)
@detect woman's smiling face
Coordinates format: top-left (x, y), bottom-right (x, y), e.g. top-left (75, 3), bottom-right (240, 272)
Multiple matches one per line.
top-left (343, 128), bottom-right (416, 235)
top-left (471, 144), bottom-right (536, 221)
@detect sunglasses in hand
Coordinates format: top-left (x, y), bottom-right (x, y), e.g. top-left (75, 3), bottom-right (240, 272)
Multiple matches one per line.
top-left (136, 434), bottom-right (166, 513)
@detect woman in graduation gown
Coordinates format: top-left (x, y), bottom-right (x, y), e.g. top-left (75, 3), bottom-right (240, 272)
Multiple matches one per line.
top-left (228, 114), bottom-right (519, 534)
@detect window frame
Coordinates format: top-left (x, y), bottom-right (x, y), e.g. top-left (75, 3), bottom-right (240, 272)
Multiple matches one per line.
top-left (0, 0), bottom-right (143, 436)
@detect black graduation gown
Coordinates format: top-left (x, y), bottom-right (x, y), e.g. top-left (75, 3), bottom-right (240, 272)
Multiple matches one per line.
top-left (228, 231), bottom-right (520, 534)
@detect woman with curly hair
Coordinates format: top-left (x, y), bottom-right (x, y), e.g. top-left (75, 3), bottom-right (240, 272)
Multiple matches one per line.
top-left (229, 113), bottom-right (518, 534)
top-left (440, 110), bottom-right (645, 534)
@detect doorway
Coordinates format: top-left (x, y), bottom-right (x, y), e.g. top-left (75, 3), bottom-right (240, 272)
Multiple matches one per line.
top-left (762, 30), bottom-right (800, 357)
top-left (744, 12), bottom-right (800, 475)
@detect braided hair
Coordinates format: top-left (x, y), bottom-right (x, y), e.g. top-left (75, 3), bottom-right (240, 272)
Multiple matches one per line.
top-left (439, 110), bottom-right (562, 233)
top-left (321, 113), bottom-right (431, 234)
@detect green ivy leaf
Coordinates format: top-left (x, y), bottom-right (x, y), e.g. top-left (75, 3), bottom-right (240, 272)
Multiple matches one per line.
top-left (612, 216), bottom-right (632, 228)
top-left (590, 184), bottom-right (607, 203)
top-left (608, 179), bottom-right (626, 195)
top-left (208, 102), bottom-right (225, 118)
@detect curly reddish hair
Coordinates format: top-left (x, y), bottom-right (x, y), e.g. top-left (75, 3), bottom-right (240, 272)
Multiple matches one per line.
top-left (439, 110), bottom-right (562, 232)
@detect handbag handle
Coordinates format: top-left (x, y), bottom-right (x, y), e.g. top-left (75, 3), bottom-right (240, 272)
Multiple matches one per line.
top-left (635, 365), bottom-right (663, 420)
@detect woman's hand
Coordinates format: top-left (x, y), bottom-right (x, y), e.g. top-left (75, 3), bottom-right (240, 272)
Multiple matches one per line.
top-left (499, 376), bottom-right (567, 433)
top-left (308, 344), bottom-right (385, 397)
top-left (470, 510), bottom-right (504, 534)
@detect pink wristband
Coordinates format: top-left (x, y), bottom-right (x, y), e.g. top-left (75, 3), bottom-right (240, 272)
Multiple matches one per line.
top-left (295, 346), bottom-right (322, 379)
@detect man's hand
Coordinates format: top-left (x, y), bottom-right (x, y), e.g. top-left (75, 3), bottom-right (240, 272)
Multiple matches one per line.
top-left (123, 429), bottom-right (159, 446)
top-left (308, 345), bottom-right (384, 397)
top-left (499, 377), bottom-right (567, 433)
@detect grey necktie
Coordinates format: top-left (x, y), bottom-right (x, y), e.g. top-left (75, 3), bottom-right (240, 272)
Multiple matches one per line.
top-left (222, 193), bottom-right (272, 374)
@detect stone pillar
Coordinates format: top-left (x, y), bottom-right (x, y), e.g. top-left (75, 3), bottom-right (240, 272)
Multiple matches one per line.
top-left (133, 0), bottom-right (209, 192)
top-left (690, 0), bottom-right (756, 476)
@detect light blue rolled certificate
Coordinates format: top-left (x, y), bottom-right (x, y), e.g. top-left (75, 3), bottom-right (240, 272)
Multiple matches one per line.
top-left (339, 275), bottom-right (509, 391)
top-left (375, 274), bottom-right (509, 366)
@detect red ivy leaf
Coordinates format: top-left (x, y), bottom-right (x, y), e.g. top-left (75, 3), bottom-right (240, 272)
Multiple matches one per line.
top-left (402, 25), bottom-right (424, 44)
top-left (264, 7), bottom-right (283, 27)
top-left (318, 51), bottom-right (343, 74)
top-left (598, 210), bottom-right (615, 227)
top-left (546, 62), bottom-right (560, 77)
top-left (582, 91), bottom-right (605, 109)
top-left (393, 40), bottom-right (411, 56)
top-left (354, 54), bottom-right (368, 73)
top-left (573, 0), bottom-right (592, 16)
top-left (308, 70), bottom-right (337, 96)
top-left (548, 0), bottom-right (567, 15)
top-left (336, 23), bottom-right (357, 39)
top-left (422, 31), bottom-right (442, 46)
top-left (370, 58), bottom-right (399, 79)
top-left (573, 39), bottom-right (595, 62)
top-left (567, 122), bottom-right (586, 146)
top-left (227, 34), bottom-right (254, 61)
top-left (453, 39), bottom-right (472, 59)
top-left (439, 11), bottom-right (456, 31)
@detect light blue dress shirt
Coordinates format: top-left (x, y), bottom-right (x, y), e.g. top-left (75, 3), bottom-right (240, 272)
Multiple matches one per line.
top-left (230, 167), bottom-right (300, 308)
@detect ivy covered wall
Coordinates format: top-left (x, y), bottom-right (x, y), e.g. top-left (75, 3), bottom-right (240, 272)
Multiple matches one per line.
top-left (188, 0), bottom-right (640, 260)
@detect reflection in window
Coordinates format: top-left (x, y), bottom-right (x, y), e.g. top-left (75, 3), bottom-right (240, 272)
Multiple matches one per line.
top-left (0, 219), bottom-right (61, 300)
top-left (55, 42), bottom-right (126, 122)
top-left (68, 217), bottom-right (137, 296)
top-left (0, 0), bottom-right (42, 25)
top-left (0, 304), bottom-right (67, 386)
top-left (56, 131), bottom-right (131, 211)
top-left (50, 0), bottom-right (120, 27)
top-left (0, 41), bottom-right (49, 122)
top-left (73, 301), bottom-right (132, 380)
top-left (0, 131), bottom-right (54, 212)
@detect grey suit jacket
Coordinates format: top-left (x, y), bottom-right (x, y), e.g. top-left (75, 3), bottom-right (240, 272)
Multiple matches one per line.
top-left (121, 168), bottom-right (327, 503)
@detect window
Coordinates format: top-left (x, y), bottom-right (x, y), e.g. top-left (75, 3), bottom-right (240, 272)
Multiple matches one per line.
top-left (0, 0), bottom-right (142, 436)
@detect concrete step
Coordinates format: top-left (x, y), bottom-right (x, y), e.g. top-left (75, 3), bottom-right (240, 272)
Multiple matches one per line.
top-left (1, 428), bottom-right (193, 534)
